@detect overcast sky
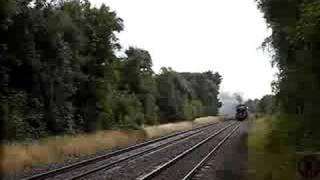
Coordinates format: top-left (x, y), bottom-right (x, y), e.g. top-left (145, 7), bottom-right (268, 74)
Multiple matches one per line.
top-left (91, 0), bottom-right (277, 100)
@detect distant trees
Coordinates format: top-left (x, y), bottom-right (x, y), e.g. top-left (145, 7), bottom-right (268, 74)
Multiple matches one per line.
top-left (181, 71), bottom-right (222, 117)
top-left (244, 95), bottom-right (274, 114)
top-left (258, 95), bottom-right (274, 114)
top-left (156, 69), bottom-right (222, 123)
top-left (0, 0), bottom-right (222, 141)
top-left (244, 99), bottom-right (260, 113)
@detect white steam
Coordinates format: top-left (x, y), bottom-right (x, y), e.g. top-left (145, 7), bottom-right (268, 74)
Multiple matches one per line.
top-left (219, 92), bottom-right (244, 119)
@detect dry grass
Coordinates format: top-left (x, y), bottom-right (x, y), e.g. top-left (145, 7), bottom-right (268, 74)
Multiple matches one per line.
top-left (144, 122), bottom-right (193, 138)
top-left (1, 130), bottom-right (145, 175)
top-left (144, 116), bottom-right (222, 138)
top-left (193, 116), bottom-right (223, 125)
top-left (1, 116), bottom-right (221, 175)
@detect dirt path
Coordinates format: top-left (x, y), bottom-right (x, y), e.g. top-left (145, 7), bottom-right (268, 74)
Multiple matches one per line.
top-left (192, 120), bottom-right (249, 180)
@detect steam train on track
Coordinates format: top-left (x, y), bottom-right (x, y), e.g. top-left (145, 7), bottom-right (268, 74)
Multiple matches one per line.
top-left (235, 104), bottom-right (248, 121)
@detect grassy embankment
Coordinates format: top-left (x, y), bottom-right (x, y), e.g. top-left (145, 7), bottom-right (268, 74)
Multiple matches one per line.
top-left (248, 116), bottom-right (298, 180)
top-left (1, 116), bottom-right (223, 175)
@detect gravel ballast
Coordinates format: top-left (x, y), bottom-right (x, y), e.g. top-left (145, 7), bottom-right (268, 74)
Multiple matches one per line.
top-left (5, 121), bottom-right (226, 180)
top-left (81, 121), bottom-right (235, 180)
top-left (192, 120), bottom-right (249, 180)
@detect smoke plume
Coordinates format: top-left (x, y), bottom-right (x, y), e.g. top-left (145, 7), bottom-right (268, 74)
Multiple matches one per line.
top-left (219, 92), bottom-right (244, 119)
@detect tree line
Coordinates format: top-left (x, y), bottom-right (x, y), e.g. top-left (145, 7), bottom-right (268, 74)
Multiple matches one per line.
top-left (256, 0), bottom-right (320, 149)
top-left (0, 0), bottom-right (222, 141)
top-left (245, 94), bottom-right (275, 115)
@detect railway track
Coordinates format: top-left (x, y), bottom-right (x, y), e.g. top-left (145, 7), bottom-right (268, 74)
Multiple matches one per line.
top-left (23, 121), bottom-right (233, 180)
top-left (138, 124), bottom-right (240, 180)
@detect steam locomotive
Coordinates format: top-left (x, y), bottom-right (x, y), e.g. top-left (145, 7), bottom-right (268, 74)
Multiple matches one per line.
top-left (235, 104), bottom-right (248, 121)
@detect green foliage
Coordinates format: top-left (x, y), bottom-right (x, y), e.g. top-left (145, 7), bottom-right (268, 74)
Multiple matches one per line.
top-left (181, 71), bottom-right (222, 116)
top-left (256, 0), bottom-right (320, 150)
top-left (245, 95), bottom-right (275, 115)
top-left (121, 47), bottom-right (158, 125)
top-left (156, 69), bottom-right (221, 122)
top-left (0, 0), bottom-right (125, 138)
top-left (258, 95), bottom-right (275, 114)
top-left (99, 91), bottom-right (144, 130)
top-left (244, 98), bottom-right (260, 113)
top-left (156, 68), bottom-right (193, 122)
top-left (248, 117), bottom-right (297, 180)
top-left (0, 0), bottom-right (222, 141)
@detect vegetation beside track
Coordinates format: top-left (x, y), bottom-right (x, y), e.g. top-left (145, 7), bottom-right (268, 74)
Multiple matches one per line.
top-left (0, 116), bottom-right (222, 175)
top-left (248, 116), bottom-right (297, 180)
top-left (0, 0), bottom-right (222, 142)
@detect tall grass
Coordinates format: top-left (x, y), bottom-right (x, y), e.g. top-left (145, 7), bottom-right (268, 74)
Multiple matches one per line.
top-left (144, 116), bottom-right (223, 138)
top-left (1, 130), bottom-right (146, 175)
top-left (248, 116), bottom-right (298, 180)
top-left (1, 116), bottom-right (221, 175)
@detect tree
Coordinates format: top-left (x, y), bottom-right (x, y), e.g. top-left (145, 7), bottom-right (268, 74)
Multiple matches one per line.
top-left (258, 95), bottom-right (274, 114)
top-left (181, 71), bottom-right (222, 116)
top-left (256, 0), bottom-right (320, 148)
top-left (0, 0), bottom-right (124, 138)
top-left (122, 47), bottom-right (158, 125)
top-left (244, 98), bottom-right (260, 113)
top-left (0, 0), bottom-right (223, 141)
top-left (156, 68), bottom-right (192, 122)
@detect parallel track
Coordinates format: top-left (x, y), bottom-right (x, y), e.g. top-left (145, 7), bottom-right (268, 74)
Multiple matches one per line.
top-left (137, 123), bottom-right (240, 180)
top-left (182, 124), bottom-right (240, 180)
top-left (23, 121), bottom-right (229, 180)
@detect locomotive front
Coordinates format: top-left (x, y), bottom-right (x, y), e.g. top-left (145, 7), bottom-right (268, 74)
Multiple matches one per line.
top-left (235, 104), bottom-right (248, 121)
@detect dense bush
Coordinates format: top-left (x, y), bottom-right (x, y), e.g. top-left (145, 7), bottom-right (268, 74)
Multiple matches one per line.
top-left (0, 0), bottom-right (222, 141)
top-left (256, 0), bottom-right (320, 149)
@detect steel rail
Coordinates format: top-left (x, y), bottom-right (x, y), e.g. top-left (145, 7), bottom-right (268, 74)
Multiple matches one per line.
top-left (23, 122), bottom-right (220, 180)
top-left (182, 124), bottom-right (240, 180)
top-left (67, 122), bottom-right (235, 180)
top-left (137, 123), bottom-right (239, 180)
